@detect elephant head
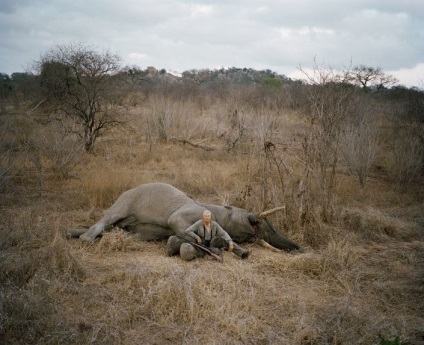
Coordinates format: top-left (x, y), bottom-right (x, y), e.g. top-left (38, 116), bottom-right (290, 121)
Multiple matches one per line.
top-left (206, 204), bottom-right (301, 252)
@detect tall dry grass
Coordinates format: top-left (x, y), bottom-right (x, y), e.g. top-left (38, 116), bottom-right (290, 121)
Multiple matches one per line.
top-left (2, 214), bottom-right (422, 344)
top-left (1, 93), bottom-right (423, 344)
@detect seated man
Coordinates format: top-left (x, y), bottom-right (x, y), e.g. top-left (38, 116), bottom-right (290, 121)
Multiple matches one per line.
top-left (167, 209), bottom-right (251, 261)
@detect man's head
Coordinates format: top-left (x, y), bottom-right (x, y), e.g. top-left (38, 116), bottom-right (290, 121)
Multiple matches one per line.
top-left (202, 209), bottom-right (212, 222)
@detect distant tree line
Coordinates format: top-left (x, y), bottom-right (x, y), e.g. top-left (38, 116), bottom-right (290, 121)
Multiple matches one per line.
top-left (0, 42), bottom-right (423, 222)
top-left (0, 42), bottom-right (422, 157)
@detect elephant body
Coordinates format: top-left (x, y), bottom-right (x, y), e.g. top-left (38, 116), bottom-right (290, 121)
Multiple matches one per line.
top-left (68, 183), bottom-right (300, 251)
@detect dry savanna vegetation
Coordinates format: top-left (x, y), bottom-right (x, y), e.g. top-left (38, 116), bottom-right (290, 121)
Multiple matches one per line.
top-left (1, 49), bottom-right (423, 344)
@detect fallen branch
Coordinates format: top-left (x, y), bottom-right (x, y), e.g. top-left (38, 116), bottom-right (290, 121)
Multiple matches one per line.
top-left (171, 138), bottom-right (216, 151)
top-left (28, 98), bottom-right (47, 113)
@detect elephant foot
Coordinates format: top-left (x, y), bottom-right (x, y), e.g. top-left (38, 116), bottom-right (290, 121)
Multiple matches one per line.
top-left (180, 243), bottom-right (197, 261)
top-left (167, 236), bottom-right (183, 256)
top-left (80, 233), bottom-right (95, 242)
top-left (67, 228), bottom-right (89, 239)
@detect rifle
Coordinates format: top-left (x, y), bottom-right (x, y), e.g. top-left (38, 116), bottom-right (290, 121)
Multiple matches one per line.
top-left (177, 235), bottom-right (223, 262)
top-left (190, 242), bottom-right (223, 262)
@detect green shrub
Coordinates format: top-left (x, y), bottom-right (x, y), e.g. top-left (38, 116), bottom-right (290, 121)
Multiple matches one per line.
top-left (379, 336), bottom-right (409, 345)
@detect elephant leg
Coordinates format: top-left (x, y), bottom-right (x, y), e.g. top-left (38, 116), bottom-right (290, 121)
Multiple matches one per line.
top-left (67, 228), bottom-right (89, 238)
top-left (68, 225), bottom-right (113, 238)
top-left (166, 235), bottom-right (186, 256)
top-left (79, 213), bottom-right (124, 242)
top-left (180, 243), bottom-right (201, 261)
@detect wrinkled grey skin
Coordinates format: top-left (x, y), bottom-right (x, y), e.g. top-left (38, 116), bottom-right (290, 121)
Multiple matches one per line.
top-left (67, 183), bottom-right (301, 251)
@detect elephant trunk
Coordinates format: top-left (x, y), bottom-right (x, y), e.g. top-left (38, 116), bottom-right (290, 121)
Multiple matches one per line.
top-left (267, 232), bottom-right (301, 251)
top-left (260, 219), bottom-right (301, 252)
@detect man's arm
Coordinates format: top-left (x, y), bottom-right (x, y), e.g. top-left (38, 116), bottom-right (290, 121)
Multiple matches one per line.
top-left (185, 220), bottom-right (203, 243)
top-left (213, 222), bottom-right (235, 251)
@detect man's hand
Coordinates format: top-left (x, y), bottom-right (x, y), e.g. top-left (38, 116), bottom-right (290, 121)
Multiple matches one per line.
top-left (229, 242), bottom-right (234, 252)
top-left (196, 236), bottom-right (202, 244)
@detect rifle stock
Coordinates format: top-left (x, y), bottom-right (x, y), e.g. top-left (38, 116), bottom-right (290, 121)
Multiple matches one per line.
top-left (190, 242), bottom-right (223, 262)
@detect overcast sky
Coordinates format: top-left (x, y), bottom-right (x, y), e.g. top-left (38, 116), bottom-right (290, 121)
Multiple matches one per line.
top-left (1, 0), bottom-right (423, 88)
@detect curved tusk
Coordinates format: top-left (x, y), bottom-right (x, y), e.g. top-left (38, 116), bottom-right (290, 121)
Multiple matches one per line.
top-left (257, 239), bottom-right (282, 252)
top-left (257, 205), bottom-right (285, 219)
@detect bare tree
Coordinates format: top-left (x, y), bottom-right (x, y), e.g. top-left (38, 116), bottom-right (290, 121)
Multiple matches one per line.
top-left (387, 123), bottom-right (423, 187)
top-left (299, 60), bottom-right (356, 222)
top-left (182, 69), bottom-right (212, 87)
top-left (38, 123), bottom-right (85, 179)
top-left (36, 43), bottom-right (123, 152)
top-left (0, 120), bottom-right (15, 191)
top-left (147, 93), bottom-right (175, 143)
top-left (342, 99), bottom-right (380, 187)
top-left (225, 108), bottom-right (249, 152)
top-left (350, 65), bottom-right (398, 92)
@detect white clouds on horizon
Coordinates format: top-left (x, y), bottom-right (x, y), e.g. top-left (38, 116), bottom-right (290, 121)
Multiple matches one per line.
top-left (390, 63), bottom-right (424, 89)
top-left (1, 0), bottom-right (423, 87)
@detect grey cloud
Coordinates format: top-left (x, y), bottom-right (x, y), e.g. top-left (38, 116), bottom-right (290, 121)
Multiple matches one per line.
top-left (0, 0), bottom-right (423, 87)
top-left (0, 0), bottom-right (32, 14)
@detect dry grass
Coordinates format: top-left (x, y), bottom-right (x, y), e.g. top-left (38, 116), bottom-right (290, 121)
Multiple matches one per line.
top-left (342, 206), bottom-right (422, 241)
top-left (3, 223), bottom-right (422, 344)
top-left (1, 100), bottom-right (423, 345)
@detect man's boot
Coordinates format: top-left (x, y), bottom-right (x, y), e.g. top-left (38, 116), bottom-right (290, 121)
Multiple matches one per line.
top-left (233, 243), bottom-right (251, 259)
top-left (241, 249), bottom-right (252, 260)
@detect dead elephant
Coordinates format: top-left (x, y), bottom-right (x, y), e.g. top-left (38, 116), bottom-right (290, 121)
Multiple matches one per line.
top-left (67, 183), bottom-right (301, 253)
